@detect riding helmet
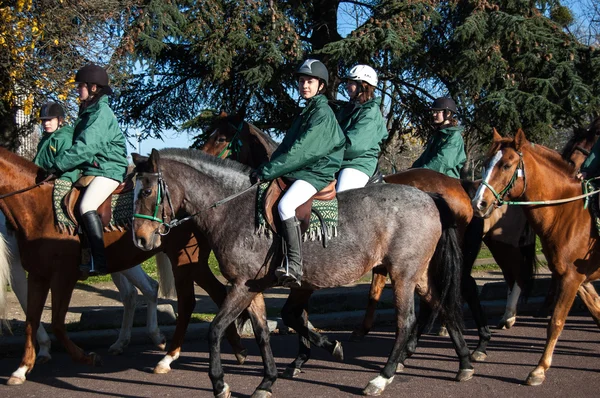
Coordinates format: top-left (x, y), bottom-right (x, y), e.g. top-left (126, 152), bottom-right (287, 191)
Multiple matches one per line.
top-left (296, 59), bottom-right (329, 86)
top-left (430, 97), bottom-right (457, 114)
top-left (39, 102), bottom-right (65, 120)
top-left (346, 65), bottom-right (378, 87)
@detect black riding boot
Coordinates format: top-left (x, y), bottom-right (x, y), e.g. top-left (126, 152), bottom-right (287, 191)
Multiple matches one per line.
top-left (80, 210), bottom-right (108, 276)
top-left (275, 216), bottom-right (303, 288)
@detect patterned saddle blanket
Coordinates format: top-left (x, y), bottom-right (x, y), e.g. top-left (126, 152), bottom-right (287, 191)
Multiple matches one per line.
top-left (256, 178), bottom-right (339, 244)
top-left (52, 177), bottom-right (134, 234)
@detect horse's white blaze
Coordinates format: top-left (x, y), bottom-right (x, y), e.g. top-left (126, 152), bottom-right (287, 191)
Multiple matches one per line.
top-left (133, 179), bottom-right (143, 212)
top-left (368, 375), bottom-right (394, 389)
top-left (473, 150), bottom-right (504, 206)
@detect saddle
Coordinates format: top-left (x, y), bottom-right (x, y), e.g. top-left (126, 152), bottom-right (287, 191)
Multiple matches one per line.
top-left (264, 177), bottom-right (336, 235)
top-left (62, 174), bottom-right (135, 228)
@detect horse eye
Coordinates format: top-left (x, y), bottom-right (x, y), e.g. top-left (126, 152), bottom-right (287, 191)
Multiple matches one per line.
top-left (502, 164), bottom-right (511, 170)
top-left (142, 188), bottom-right (153, 197)
top-left (216, 136), bottom-right (227, 143)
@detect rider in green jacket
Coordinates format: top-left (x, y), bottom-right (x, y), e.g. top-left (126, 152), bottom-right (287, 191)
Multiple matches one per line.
top-left (256, 59), bottom-right (346, 288)
top-left (335, 65), bottom-right (388, 191)
top-left (51, 64), bottom-right (128, 276)
top-left (411, 97), bottom-right (466, 179)
top-left (34, 102), bottom-right (81, 183)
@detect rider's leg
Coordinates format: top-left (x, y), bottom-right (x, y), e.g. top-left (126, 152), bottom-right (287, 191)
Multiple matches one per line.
top-left (275, 180), bottom-right (316, 288)
top-left (79, 176), bottom-right (119, 275)
top-left (336, 167), bottom-right (369, 192)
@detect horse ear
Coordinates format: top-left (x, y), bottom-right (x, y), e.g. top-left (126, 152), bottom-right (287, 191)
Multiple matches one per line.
top-left (492, 127), bottom-right (502, 143)
top-left (148, 148), bottom-right (161, 172)
top-left (514, 128), bottom-right (527, 151)
top-left (131, 153), bottom-right (148, 167)
top-left (218, 110), bottom-right (228, 118)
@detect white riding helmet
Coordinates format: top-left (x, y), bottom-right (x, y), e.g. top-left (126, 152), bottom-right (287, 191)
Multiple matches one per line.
top-left (346, 65), bottom-right (378, 87)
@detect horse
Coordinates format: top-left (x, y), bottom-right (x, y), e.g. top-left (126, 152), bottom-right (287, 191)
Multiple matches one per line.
top-left (132, 148), bottom-right (472, 397)
top-left (472, 128), bottom-right (600, 386)
top-left (0, 147), bottom-right (250, 386)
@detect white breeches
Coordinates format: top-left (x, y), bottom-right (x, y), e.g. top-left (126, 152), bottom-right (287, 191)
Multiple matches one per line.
top-left (278, 179), bottom-right (317, 221)
top-left (80, 176), bottom-right (120, 214)
top-left (336, 167), bottom-right (370, 192)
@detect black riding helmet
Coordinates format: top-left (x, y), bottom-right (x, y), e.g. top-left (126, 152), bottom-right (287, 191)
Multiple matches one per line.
top-left (430, 97), bottom-right (457, 114)
top-left (295, 59), bottom-right (329, 86)
top-left (75, 64), bottom-right (113, 95)
top-left (39, 102), bottom-right (65, 120)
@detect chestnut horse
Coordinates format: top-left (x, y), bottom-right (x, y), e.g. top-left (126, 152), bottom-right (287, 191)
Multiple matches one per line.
top-left (0, 147), bottom-right (248, 385)
top-left (133, 148), bottom-right (471, 397)
top-left (472, 128), bottom-right (600, 386)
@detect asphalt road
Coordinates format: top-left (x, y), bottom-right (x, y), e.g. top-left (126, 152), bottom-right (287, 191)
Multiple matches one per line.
top-left (0, 315), bottom-right (599, 397)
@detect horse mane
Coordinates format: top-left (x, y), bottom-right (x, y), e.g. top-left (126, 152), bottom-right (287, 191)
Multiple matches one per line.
top-left (247, 122), bottom-right (278, 154)
top-left (159, 148), bottom-right (252, 190)
top-left (0, 146), bottom-right (40, 176)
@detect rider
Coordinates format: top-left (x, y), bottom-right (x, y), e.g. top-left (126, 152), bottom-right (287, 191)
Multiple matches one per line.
top-left (34, 102), bottom-right (80, 183)
top-left (579, 138), bottom-right (600, 179)
top-left (335, 65), bottom-right (388, 192)
top-left (255, 59), bottom-right (346, 288)
top-left (50, 64), bottom-right (128, 276)
top-left (411, 97), bottom-right (466, 178)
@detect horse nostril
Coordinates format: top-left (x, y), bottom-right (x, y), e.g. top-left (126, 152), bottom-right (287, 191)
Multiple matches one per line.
top-left (478, 200), bottom-right (488, 210)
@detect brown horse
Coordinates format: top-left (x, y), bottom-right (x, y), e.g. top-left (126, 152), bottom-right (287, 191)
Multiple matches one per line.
top-left (0, 146), bottom-right (250, 385)
top-left (472, 128), bottom-right (600, 386)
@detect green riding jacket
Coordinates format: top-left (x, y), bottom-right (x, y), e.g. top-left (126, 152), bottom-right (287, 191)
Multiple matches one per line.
top-left (411, 125), bottom-right (466, 179)
top-left (257, 94), bottom-right (346, 191)
top-left (54, 96), bottom-right (128, 182)
top-left (581, 138), bottom-right (600, 175)
top-left (33, 125), bottom-right (81, 183)
top-left (336, 97), bottom-right (388, 176)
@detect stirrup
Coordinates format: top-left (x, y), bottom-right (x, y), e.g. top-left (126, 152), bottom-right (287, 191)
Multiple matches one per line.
top-left (278, 273), bottom-right (301, 288)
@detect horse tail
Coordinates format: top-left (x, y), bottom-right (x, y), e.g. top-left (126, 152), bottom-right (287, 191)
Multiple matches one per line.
top-left (0, 232), bottom-right (13, 334)
top-left (518, 220), bottom-right (540, 300)
top-left (426, 193), bottom-right (464, 332)
top-left (156, 252), bottom-right (177, 299)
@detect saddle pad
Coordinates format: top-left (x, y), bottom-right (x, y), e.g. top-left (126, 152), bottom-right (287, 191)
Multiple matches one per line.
top-left (255, 182), bottom-right (339, 241)
top-left (52, 178), bottom-right (133, 234)
top-left (584, 179), bottom-right (600, 236)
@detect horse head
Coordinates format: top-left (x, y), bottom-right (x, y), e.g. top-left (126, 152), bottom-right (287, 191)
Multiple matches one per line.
top-left (562, 117), bottom-right (600, 170)
top-left (132, 149), bottom-right (168, 251)
top-left (471, 128), bottom-right (529, 218)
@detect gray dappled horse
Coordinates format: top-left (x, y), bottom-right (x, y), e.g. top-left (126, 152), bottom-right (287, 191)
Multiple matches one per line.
top-left (132, 148), bottom-right (472, 397)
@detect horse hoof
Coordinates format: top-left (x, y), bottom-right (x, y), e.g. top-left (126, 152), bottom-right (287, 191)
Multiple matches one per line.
top-left (108, 345), bottom-right (125, 355)
top-left (36, 354), bottom-right (52, 364)
top-left (470, 350), bottom-right (487, 362)
top-left (455, 368), bottom-right (474, 382)
top-left (438, 326), bottom-right (449, 337)
top-left (7, 375), bottom-right (25, 386)
top-left (89, 352), bottom-right (103, 367)
top-left (363, 376), bottom-right (394, 396)
top-left (349, 331), bottom-right (366, 342)
top-left (251, 389), bottom-right (272, 398)
top-left (498, 316), bottom-right (516, 329)
top-left (215, 383), bottom-right (231, 398)
top-left (281, 367), bottom-right (302, 379)
top-left (396, 363), bottom-right (405, 373)
top-left (235, 349), bottom-right (248, 365)
top-left (525, 370), bottom-right (545, 386)
top-left (153, 365), bottom-right (171, 374)
top-left (333, 340), bottom-right (344, 361)
top-left (156, 339), bottom-right (167, 351)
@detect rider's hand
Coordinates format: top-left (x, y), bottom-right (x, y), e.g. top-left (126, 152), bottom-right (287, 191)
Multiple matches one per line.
top-left (44, 168), bottom-right (59, 180)
top-left (250, 170), bottom-right (261, 184)
top-left (577, 171), bottom-right (586, 180)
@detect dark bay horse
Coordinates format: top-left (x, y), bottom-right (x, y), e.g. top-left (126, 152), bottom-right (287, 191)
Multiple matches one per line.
top-left (472, 128), bottom-right (600, 386)
top-left (132, 148), bottom-right (472, 397)
top-left (0, 147), bottom-right (247, 385)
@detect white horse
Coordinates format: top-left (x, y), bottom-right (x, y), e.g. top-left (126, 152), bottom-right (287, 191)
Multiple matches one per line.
top-left (0, 210), bottom-right (172, 361)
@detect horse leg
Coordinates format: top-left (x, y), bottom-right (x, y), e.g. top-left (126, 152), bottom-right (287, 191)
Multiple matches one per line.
top-left (526, 271), bottom-right (584, 386)
top-left (49, 269), bottom-right (102, 368)
top-left (576, 282), bottom-right (600, 328)
top-left (154, 261), bottom-right (195, 374)
top-left (395, 299), bottom-right (430, 373)
top-left (191, 241), bottom-right (248, 364)
top-left (349, 268), bottom-right (387, 342)
top-left (364, 279), bottom-right (416, 396)
top-left (7, 274), bottom-right (50, 385)
top-left (246, 293), bottom-right (277, 398)
top-left (9, 258), bottom-right (52, 363)
top-left (108, 271), bottom-right (137, 355)
top-left (208, 283), bottom-right (262, 398)
top-left (121, 265), bottom-right (166, 349)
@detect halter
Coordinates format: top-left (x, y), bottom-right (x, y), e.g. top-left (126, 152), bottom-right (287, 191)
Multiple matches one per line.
top-left (572, 145), bottom-right (591, 157)
top-left (216, 121), bottom-right (244, 159)
top-left (133, 166), bottom-right (259, 236)
top-left (480, 151), bottom-right (527, 206)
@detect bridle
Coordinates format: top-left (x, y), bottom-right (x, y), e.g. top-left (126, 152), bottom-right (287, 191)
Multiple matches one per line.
top-left (216, 121), bottom-right (244, 159)
top-left (480, 150), bottom-right (527, 206)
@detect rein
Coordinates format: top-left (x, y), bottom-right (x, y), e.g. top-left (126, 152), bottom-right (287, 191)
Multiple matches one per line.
top-left (133, 170), bottom-right (258, 236)
top-left (216, 121), bottom-right (244, 159)
top-left (483, 150), bottom-right (600, 207)
top-left (0, 175), bottom-right (56, 200)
